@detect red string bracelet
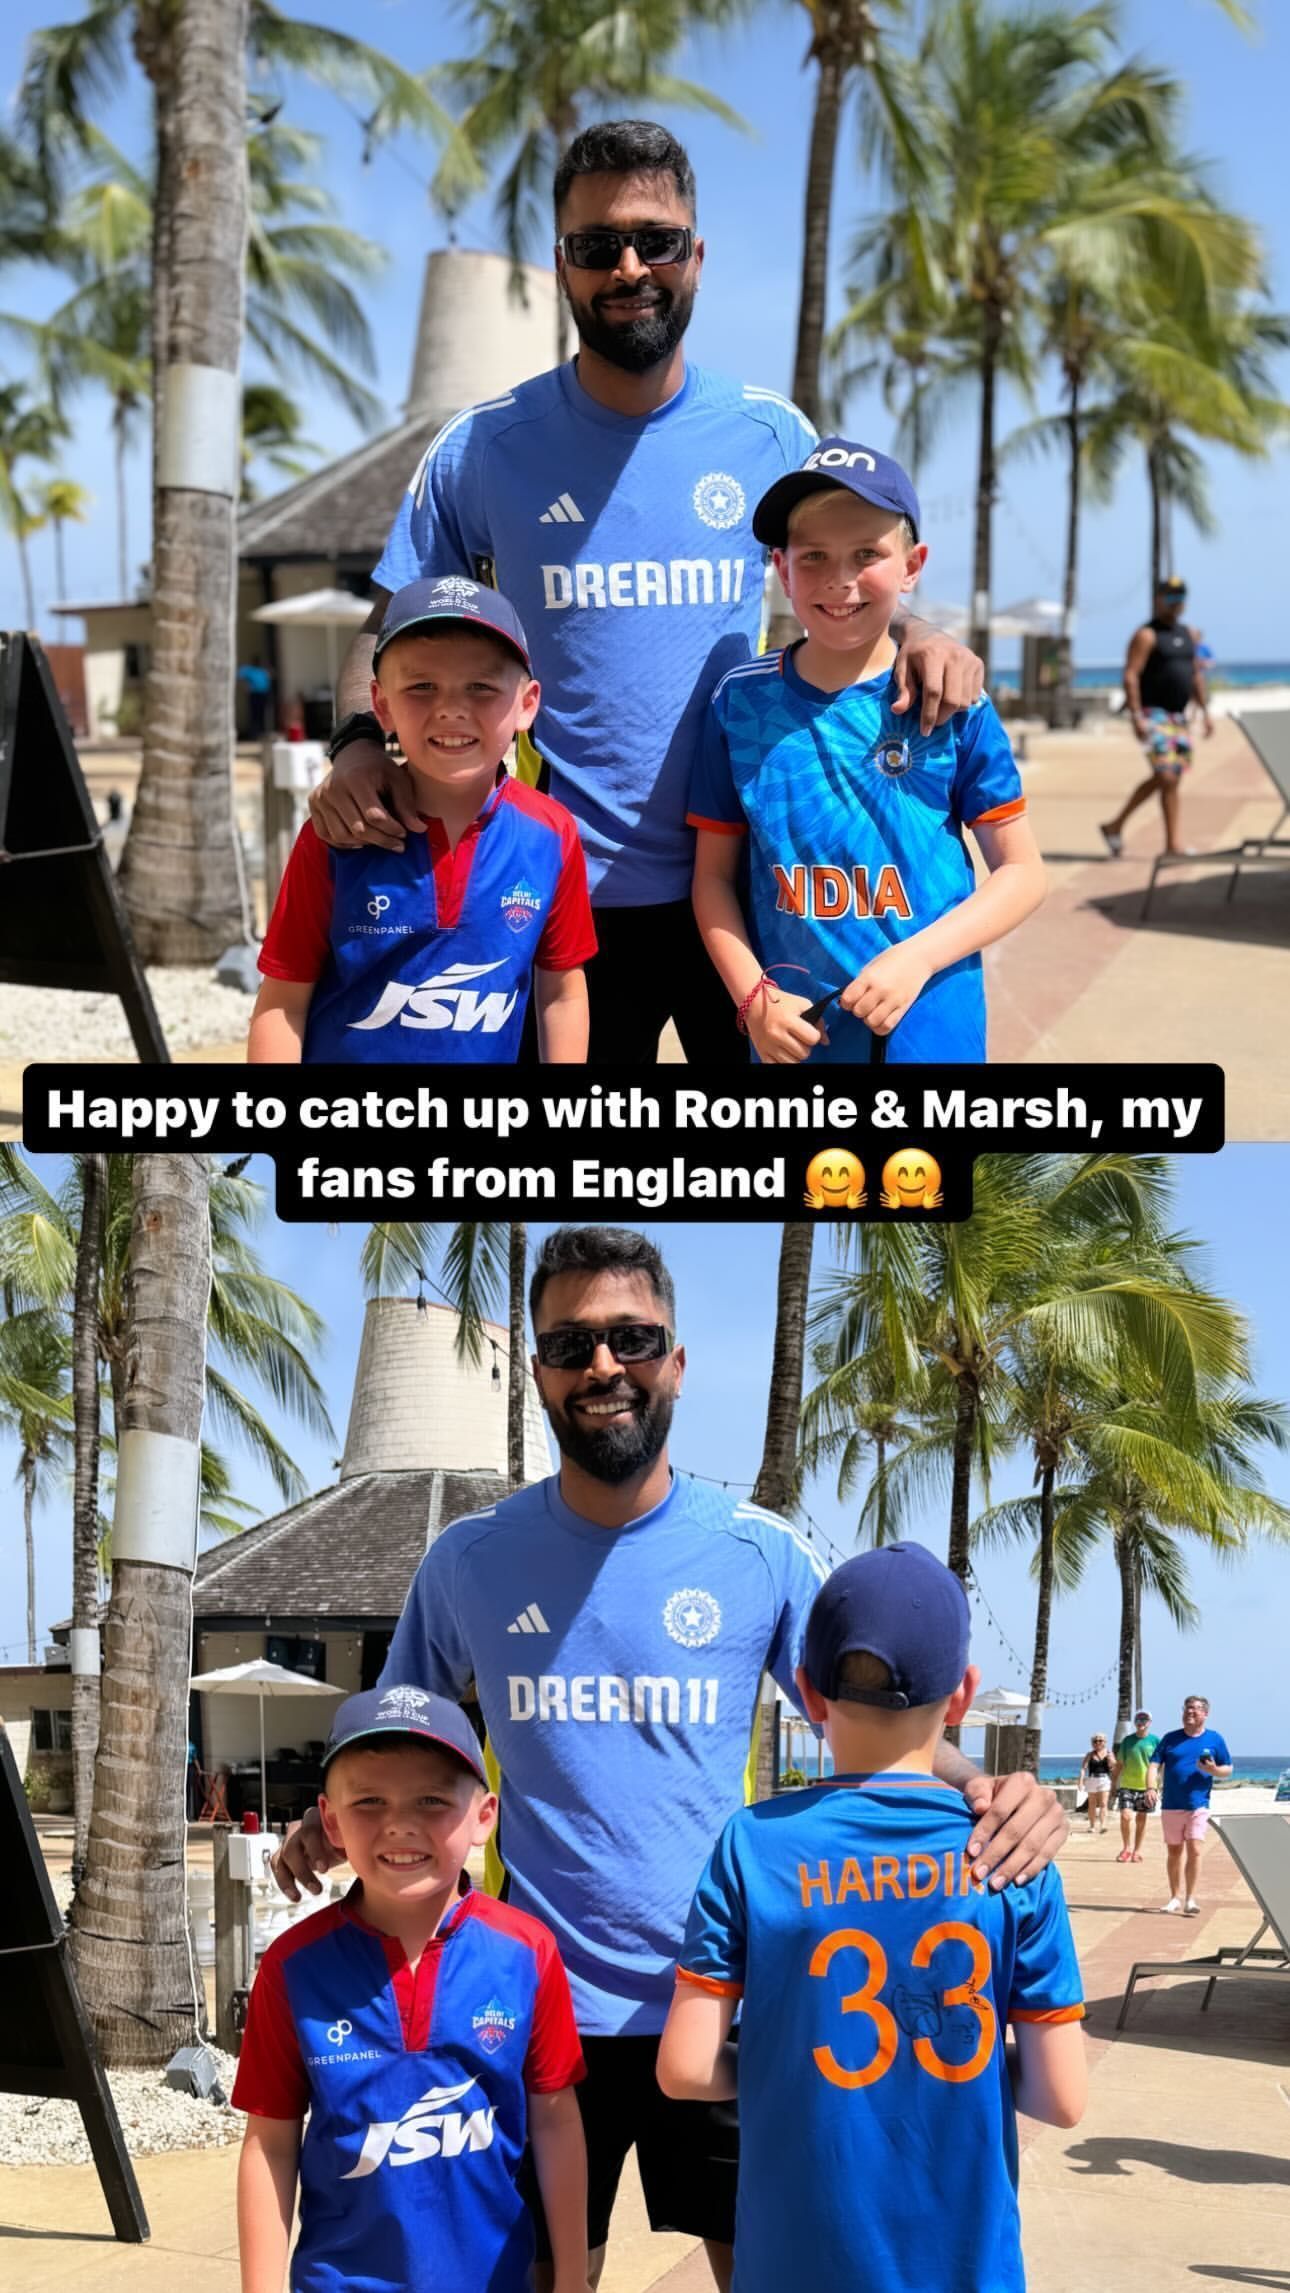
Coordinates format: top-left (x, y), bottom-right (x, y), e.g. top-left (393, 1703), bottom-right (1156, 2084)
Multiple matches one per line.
top-left (736, 964), bottom-right (810, 1035)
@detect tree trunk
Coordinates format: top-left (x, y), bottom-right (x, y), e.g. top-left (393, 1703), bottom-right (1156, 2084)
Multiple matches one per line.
top-left (17, 528), bottom-right (36, 632)
top-left (118, 0), bottom-right (251, 963)
top-left (68, 1155), bottom-right (211, 2068)
top-left (1132, 1554), bottom-right (1144, 1717)
top-left (1056, 378), bottom-right (1081, 730)
top-left (872, 1429), bottom-right (887, 1547)
top-left (945, 1368), bottom-right (978, 1582)
top-left (1020, 1464), bottom-right (1055, 1774)
top-left (1147, 445), bottom-right (1163, 600)
top-left (23, 1452), bottom-right (37, 1666)
top-left (507, 1223), bottom-right (527, 1489)
top-left (551, 102), bottom-right (577, 365)
top-left (114, 409), bottom-right (130, 601)
top-left (1114, 1528), bottom-right (1136, 1742)
top-left (751, 1223), bottom-right (815, 1515)
top-left (53, 515), bottom-right (68, 604)
top-left (751, 1222), bottom-right (815, 1801)
top-left (71, 1152), bottom-right (107, 1885)
top-left (968, 306), bottom-right (1002, 682)
top-left (791, 40), bottom-right (846, 428)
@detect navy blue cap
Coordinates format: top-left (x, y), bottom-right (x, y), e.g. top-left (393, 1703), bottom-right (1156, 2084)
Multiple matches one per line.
top-left (753, 438), bottom-right (921, 547)
top-left (322, 1684), bottom-right (488, 1785)
top-left (1156, 574), bottom-right (1187, 597)
top-left (372, 576), bottom-right (533, 674)
top-left (803, 1543), bottom-right (970, 1709)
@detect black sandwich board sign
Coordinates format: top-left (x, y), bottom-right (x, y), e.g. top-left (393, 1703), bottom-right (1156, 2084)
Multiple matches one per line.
top-left (0, 630), bottom-right (169, 1062)
top-left (0, 1726), bottom-right (149, 2241)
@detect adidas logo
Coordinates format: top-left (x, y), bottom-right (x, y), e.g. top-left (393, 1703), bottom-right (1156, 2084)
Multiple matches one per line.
top-left (506, 1602), bottom-right (550, 1635)
top-left (539, 493), bottom-right (584, 525)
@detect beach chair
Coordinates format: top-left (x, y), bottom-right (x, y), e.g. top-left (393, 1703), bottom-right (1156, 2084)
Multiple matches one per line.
top-left (1116, 1812), bottom-right (1290, 2026)
top-left (1141, 710), bottom-right (1290, 919)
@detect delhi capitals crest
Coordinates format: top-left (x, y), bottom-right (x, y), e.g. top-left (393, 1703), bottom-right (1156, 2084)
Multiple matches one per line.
top-left (500, 879), bottom-right (542, 934)
top-left (473, 1996), bottom-right (518, 2053)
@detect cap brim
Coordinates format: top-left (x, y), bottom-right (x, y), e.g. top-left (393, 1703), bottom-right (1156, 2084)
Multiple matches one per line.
top-left (373, 610), bottom-right (530, 673)
top-left (322, 1723), bottom-right (487, 1785)
top-left (752, 471), bottom-right (918, 547)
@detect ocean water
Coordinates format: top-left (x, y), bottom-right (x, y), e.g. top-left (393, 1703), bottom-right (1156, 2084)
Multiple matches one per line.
top-left (798, 1749), bottom-right (1289, 1785)
top-left (991, 661), bottom-right (1290, 692)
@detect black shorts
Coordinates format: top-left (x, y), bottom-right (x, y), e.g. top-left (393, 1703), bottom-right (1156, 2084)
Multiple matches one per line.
top-left (520, 2033), bottom-right (739, 2257)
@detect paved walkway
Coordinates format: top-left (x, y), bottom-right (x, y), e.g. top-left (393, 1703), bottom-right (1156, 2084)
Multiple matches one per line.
top-left (3, 1820), bottom-right (1286, 2291)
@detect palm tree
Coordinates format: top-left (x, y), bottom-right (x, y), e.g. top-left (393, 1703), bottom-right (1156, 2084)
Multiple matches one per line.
top-left (32, 473), bottom-right (91, 602)
top-left (240, 380), bottom-right (321, 504)
top-left (507, 1224), bottom-right (528, 1491)
top-left (752, 1225), bottom-right (816, 1518)
top-left (432, 0), bottom-right (747, 361)
top-left (0, 1310), bottom-right (72, 1663)
top-left (70, 1152), bottom-right (106, 1882)
top-left (67, 1154), bottom-right (211, 2067)
top-left (865, 1), bottom-right (1176, 677)
top-left (0, 383), bottom-right (67, 628)
top-left (17, 5), bottom-right (453, 964)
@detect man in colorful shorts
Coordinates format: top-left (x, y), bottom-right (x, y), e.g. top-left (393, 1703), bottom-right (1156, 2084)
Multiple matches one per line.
top-left (1101, 577), bottom-right (1212, 859)
top-left (1149, 1695), bottom-right (1232, 1915)
top-left (1112, 1708), bottom-right (1159, 1864)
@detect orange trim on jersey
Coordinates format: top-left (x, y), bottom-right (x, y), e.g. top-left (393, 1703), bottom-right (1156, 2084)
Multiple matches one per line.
top-left (687, 813), bottom-right (748, 837)
top-left (1010, 2004), bottom-right (1085, 2024)
top-left (969, 796), bottom-right (1028, 827)
top-left (675, 1968), bottom-right (744, 1998)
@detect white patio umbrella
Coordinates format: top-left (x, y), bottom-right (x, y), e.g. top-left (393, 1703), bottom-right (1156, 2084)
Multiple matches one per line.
top-left (189, 1659), bottom-right (344, 1823)
top-left (251, 587), bottom-right (373, 687)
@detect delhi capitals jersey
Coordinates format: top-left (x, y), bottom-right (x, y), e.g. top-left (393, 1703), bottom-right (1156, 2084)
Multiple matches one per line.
top-left (374, 362), bottom-right (816, 904)
top-left (382, 1471), bottom-right (828, 2034)
top-left (680, 1777), bottom-right (1083, 2293)
top-left (688, 650), bottom-right (1026, 1062)
top-left (257, 774), bottom-right (595, 1062)
top-left (231, 1885), bottom-right (583, 2293)
top-left (1154, 1727), bottom-right (1231, 1809)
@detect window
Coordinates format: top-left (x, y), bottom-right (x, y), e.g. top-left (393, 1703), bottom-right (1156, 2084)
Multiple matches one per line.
top-left (32, 1707), bottom-right (73, 1752)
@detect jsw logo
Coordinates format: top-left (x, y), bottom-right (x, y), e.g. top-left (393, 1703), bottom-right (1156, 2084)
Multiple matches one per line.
top-left (349, 960), bottom-right (518, 1035)
top-left (341, 2077), bottom-right (496, 2179)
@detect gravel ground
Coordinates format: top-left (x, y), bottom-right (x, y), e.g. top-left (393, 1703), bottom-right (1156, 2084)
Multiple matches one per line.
top-left (0, 970), bottom-right (255, 1060)
top-left (0, 2048), bottom-right (245, 2166)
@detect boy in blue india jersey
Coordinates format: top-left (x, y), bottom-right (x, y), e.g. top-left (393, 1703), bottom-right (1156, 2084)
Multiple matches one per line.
top-left (689, 442), bottom-right (1047, 1063)
top-left (250, 579), bottom-right (595, 1064)
top-left (659, 1544), bottom-right (1086, 2293)
top-left (234, 1687), bottom-right (588, 2293)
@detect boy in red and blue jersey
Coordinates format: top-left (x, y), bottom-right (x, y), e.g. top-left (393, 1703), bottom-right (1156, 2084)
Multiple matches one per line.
top-left (250, 580), bottom-right (595, 1063)
top-left (689, 442), bottom-right (1047, 1063)
top-left (658, 1545), bottom-right (1086, 2293)
top-left (233, 1687), bottom-right (587, 2293)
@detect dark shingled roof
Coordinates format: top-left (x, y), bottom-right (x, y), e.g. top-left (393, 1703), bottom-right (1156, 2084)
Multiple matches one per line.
top-left (192, 1469), bottom-right (513, 1627)
top-left (237, 408), bottom-right (451, 567)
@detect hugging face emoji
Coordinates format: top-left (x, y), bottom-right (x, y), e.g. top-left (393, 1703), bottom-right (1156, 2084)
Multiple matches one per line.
top-left (804, 1147), bottom-right (867, 1210)
top-left (880, 1148), bottom-right (943, 1210)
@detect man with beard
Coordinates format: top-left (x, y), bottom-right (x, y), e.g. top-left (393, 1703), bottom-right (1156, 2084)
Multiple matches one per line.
top-left (308, 119), bottom-right (983, 1063)
top-left (273, 1225), bottom-right (1067, 2292)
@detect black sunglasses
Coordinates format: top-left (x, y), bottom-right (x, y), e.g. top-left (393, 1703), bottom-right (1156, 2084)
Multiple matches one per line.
top-left (558, 226), bottom-right (694, 271)
top-left (535, 1322), bottom-right (674, 1371)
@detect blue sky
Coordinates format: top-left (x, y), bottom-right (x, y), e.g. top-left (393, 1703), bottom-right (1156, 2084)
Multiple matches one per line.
top-left (3, 1149), bottom-right (1289, 1752)
top-left (2, 0), bottom-right (1288, 663)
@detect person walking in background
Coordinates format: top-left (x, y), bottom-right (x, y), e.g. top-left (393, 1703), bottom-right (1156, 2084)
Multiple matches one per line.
top-left (1113, 1709), bottom-right (1160, 1864)
top-left (1101, 577), bottom-right (1212, 859)
top-left (1079, 1734), bottom-right (1114, 1834)
top-left (1150, 1694), bottom-right (1232, 1916)
top-left (237, 659), bottom-right (274, 739)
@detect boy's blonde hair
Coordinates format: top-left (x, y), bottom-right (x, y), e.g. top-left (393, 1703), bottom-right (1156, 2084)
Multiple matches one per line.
top-left (785, 487), bottom-right (917, 552)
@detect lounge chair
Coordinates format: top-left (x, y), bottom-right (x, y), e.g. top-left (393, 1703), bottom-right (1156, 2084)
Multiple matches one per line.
top-left (1140, 709), bottom-right (1290, 920)
top-left (1116, 1812), bottom-right (1290, 2026)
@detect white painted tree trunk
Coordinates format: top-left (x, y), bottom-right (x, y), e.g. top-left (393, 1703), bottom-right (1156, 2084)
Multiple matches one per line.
top-left (118, 0), bottom-right (252, 962)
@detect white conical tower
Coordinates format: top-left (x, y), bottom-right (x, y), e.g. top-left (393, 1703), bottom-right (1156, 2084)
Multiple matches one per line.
top-left (341, 1298), bottom-right (551, 1483)
top-left (407, 249), bottom-right (560, 418)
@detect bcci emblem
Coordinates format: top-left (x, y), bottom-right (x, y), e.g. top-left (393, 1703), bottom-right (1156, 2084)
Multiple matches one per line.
top-left (874, 735), bottom-right (914, 778)
top-left (692, 472), bottom-right (746, 531)
top-left (663, 1588), bottom-right (722, 1649)
top-left (500, 879), bottom-right (542, 934)
top-left (473, 1997), bottom-right (517, 2054)
top-left (429, 576), bottom-right (479, 610)
top-left (377, 1686), bottom-right (431, 1719)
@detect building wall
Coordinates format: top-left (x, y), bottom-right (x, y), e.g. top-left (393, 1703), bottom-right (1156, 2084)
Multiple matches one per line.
top-left (192, 1629), bottom-right (365, 1770)
top-left (342, 1299), bottom-right (552, 1481)
top-left (0, 1666), bottom-right (73, 1796)
top-left (407, 249), bottom-right (559, 417)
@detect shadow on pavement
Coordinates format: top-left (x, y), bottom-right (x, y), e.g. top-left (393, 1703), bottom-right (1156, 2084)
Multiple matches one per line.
top-left (1085, 872), bottom-right (1290, 947)
top-left (1065, 2136), bottom-right (1290, 2187)
top-left (1082, 1986), bottom-right (1290, 2062)
top-left (1190, 2272), bottom-right (1290, 2288)
top-left (0, 2225), bottom-right (115, 2242)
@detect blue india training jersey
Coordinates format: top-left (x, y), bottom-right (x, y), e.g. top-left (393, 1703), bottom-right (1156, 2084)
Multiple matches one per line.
top-left (1154, 1728), bottom-right (1231, 1809)
top-left (257, 775), bottom-right (595, 1063)
top-left (382, 1471), bottom-right (828, 2033)
top-left (687, 651), bottom-right (1026, 1062)
top-left (373, 362), bottom-right (817, 904)
top-left (680, 1776), bottom-right (1083, 2293)
top-left (231, 1886), bottom-right (584, 2293)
